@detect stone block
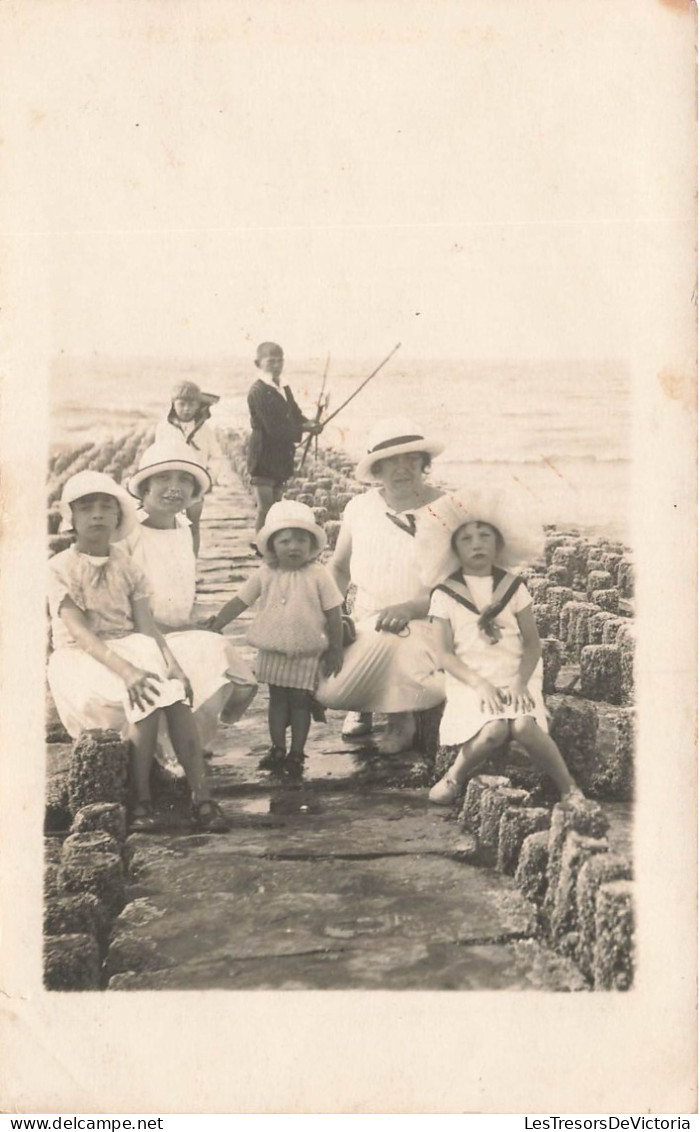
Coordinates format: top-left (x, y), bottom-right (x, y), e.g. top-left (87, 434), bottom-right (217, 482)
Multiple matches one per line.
top-left (590, 708), bottom-right (635, 801)
top-left (323, 520), bottom-right (342, 551)
top-left (580, 645), bottom-right (622, 704)
top-left (576, 853), bottom-right (633, 978)
top-left (545, 796), bottom-right (609, 919)
top-left (44, 893), bottom-right (110, 951)
top-left (497, 807), bottom-right (551, 874)
top-left (67, 729), bottom-right (129, 815)
top-left (592, 589), bottom-right (620, 614)
top-left (546, 695), bottom-right (598, 788)
top-left (478, 787), bottom-right (530, 849)
top-left (460, 775), bottom-right (510, 833)
top-left (617, 559), bottom-right (635, 599)
top-left (593, 880), bottom-right (635, 990)
top-left (62, 831), bottom-right (122, 860)
top-left (58, 849), bottom-right (125, 918)
top-left (528, 577), bottom-right (550, 603)
top-left (71, 803), bottom-right (127, 844)
top-left (541, 638), bottom-right (562, 694)
top-left (545, 535), bottom-right (575, 566)
top-left (559, 601), bottom-right (598, 660)
top-left (44, 933), bottom-right (101, 991)
top-left (551, 546), bottom-right (581, 585)
top-left (549, 831), bottom-right (609, 940)
top-left (546, 586), bottom-right (574, 619)
top-left (532, 604), bottom-right (553, 638)
top-left (547, 566), bottom-right (570, 586)
top-left (586, 570), bottom-right (613, 597)
top-left (515, 830), bottom-right (550, 902)
top-left (589, 611), bottom-right (618, 644)
top-left (601, 618), bottom-right (625, 645)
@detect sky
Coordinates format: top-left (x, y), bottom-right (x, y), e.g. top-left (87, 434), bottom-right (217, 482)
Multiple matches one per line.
top-left (3, 0), bottom-right (695, 362)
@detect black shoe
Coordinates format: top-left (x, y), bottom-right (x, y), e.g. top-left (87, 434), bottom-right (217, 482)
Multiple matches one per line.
top-left (284, 750), bottom-right (306, 781)
top-left (258, 745), bottom-right (286, 772)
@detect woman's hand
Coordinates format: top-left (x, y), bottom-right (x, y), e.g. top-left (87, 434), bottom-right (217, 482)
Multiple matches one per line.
top-left (322, 645), bottom-right (344, 677)
top-left (196, 615), bottom-right (219, 631)
top-left (374, 603), bottom-right (414, 634)
top-left (475, 678), bottom-right (505, 715)
top-left (501, 679), bottom-right (535, 714)
top-left (121, 664), bottom-right (163, 712)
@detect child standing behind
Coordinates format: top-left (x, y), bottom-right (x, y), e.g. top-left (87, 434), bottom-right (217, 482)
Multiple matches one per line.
top-left (208, 501), bottom-right (343, 780)
top-left (155, 380), bottom-right (233, 553)
top-left (415, 486), bottom-right (584, 806)
top-left (47, 471), bottom-right (229, 832)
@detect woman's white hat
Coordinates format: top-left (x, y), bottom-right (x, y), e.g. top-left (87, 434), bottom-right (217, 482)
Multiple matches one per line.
top-left (59, 471), bottom-right (140, 539)
top-left (355, 417), bottom-right (445, 484)
top-left (256, 500), bottom-right (327, 559)
top-left (128, 441), bottom-right (212, 499)
top-left (415, 482), bottom-right (545, 589)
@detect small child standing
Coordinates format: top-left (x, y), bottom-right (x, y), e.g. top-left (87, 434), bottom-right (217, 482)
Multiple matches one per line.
top-left (208, 501), bottom-right (344, 779)
top-left (155, 380), bottom-right (233, 554)
top-left (47, 470), bottom-right (229, 832)
top-left (415, 486), bottom-right (584, 806)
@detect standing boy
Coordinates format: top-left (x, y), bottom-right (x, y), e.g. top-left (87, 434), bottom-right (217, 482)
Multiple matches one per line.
top-left (246, 342), bottom-right (321, 533)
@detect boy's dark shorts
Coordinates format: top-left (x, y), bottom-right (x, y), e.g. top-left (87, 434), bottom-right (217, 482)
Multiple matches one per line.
top-left (250, 476), bottom-right (286, 489)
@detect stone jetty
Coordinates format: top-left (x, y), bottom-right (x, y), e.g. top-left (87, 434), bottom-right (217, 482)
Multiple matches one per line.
top-left (44, 427), bottom-right (634, 991)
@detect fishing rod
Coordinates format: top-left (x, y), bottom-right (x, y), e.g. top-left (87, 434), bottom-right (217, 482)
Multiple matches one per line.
top-left (298, 352), bottom-right (331, 471)
top-left (319, 341), bottom-right (401, 429)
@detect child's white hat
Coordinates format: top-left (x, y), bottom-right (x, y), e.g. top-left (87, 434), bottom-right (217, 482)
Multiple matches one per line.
top-left (59, 471), bottom-right (140, 539)
top-left (128, 441), bottom-right (212, 500)
top-left (416, 483), bottom-right (545, 589)
top-left (256, 500), bottom-right (327, 559)
top-left (355, 417), bottom-right (445, 484)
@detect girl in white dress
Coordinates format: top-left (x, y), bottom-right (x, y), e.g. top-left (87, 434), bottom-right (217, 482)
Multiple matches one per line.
top-left (416, 486), bottom-right (584, 805)
top-left (125, 442), bottom-right (257, 759)
top-left (47, 471), bottom-right (229, 831)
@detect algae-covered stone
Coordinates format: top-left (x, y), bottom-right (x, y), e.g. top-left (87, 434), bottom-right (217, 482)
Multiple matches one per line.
top-left (592, 589), bottom-right (620, 615)
top-left (532, 604), bottom-right (553, 638)
top-left (551, 546), bottom-right (581, 586)
top-left (44, 893), bottom-right (109, 950)
top-left (44, 933), bottom-right (101, 991)
top-left (590, 708), bottom-right (635, 800)
top-left (460, 775), bottom-right (510, 833)
top-left (559, 601), bottom-right (598, 660)
top-left (618, 633), bottom-right (635, 706)
top-left (62, 830), bottom-right (122, 860)
top-left (545, 797), bottom-right (609, 920)
top-left (576, 853), bottom-right (632, 978)
top-left (602, 618), bottom-right (625, 645)
top-left (546, 586), bottom-right (574, 618)
top-left (58, 849), bottom-right (125, 917)
top-left (44, 863), bottom-right (61, 899)
top-left (549, 831), bottom-right (608, 940)
top-left (546, 695), bottom-right (598, 788)
top-left (541, 638), bottom-right (562, 694)
top-left (617, 559), bottom-right (635, 599)
top-left (515, 830), bottom-right (550, 902)
top-left (71, 803), bottom-right (127, 844)
top-left (579, 644), bottom-right (622, 704)
top-left (547, 566), bottom-right (570, 586)
top-left (497, 807), bottom-right (551, 875)
top-left (589, 611), bottom-right (618, 644)
top-left (68, 729), bottom-right (129, 815)
top-left (586, 570), bottom-right (613, 598)
top-left (593, 880), bottom-right (635, 990)
top-left (478, 787), bottom-right (529, 849)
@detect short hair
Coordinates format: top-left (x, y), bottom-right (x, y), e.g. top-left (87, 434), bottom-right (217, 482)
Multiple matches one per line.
top-left (369, 452), bottom-right (432, 479)
top-left (451, 520), bottom-right (504, 554)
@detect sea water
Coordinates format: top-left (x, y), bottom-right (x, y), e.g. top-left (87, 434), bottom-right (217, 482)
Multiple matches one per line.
top-left (50, 356), bottom-right (631, 542)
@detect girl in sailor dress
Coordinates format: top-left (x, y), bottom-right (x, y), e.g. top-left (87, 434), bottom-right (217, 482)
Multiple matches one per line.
top-left (416, 487), bottom-right (584, 806)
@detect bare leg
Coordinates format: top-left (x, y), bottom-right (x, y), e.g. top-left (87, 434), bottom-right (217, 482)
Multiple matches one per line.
top-left (429, 719), bottom-right (510, 804)
top-left (163, 701), bottom-right (211, 804)
top-left (268, 684), bottom-right (289, 750)
top-left (127, 713), bottom-right (161, 805)
top-left (510, 716), bottom-right (580, 797)
top-left (253, 484), bottom-right (276, 533)
top-left (288, 688), bottom-right (312, 755)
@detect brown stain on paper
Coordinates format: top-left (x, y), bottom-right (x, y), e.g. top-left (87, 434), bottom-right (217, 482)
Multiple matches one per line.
top-left (658, 369), bottom-right (698, 412)
top-left (657, 0), bottom-right (696, 12)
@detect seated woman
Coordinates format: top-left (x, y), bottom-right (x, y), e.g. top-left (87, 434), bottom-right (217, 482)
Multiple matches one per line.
top-left (316, 417), bottom-right (446, 754)
top-left (123, 441), bottom-right (257, 758)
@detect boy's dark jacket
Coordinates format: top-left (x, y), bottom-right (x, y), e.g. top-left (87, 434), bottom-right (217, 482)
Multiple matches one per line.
top-left (247, 379), bottom-right (304, 481)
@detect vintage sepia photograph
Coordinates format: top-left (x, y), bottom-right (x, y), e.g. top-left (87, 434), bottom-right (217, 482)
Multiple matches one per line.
top-left (1, 0), bottom-right (696, 1116)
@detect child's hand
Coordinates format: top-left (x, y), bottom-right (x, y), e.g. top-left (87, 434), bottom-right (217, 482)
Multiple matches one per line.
top-left (322, 645), bottom-right (344, 677)
top-left (501, 680), bottom-right (535, 714)
top-left (475, 678), bottom-right (505, 715)
top-left (122, 665), bottom-right (162, 712)
top-left (196, 615), bottom-right (219, 631)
